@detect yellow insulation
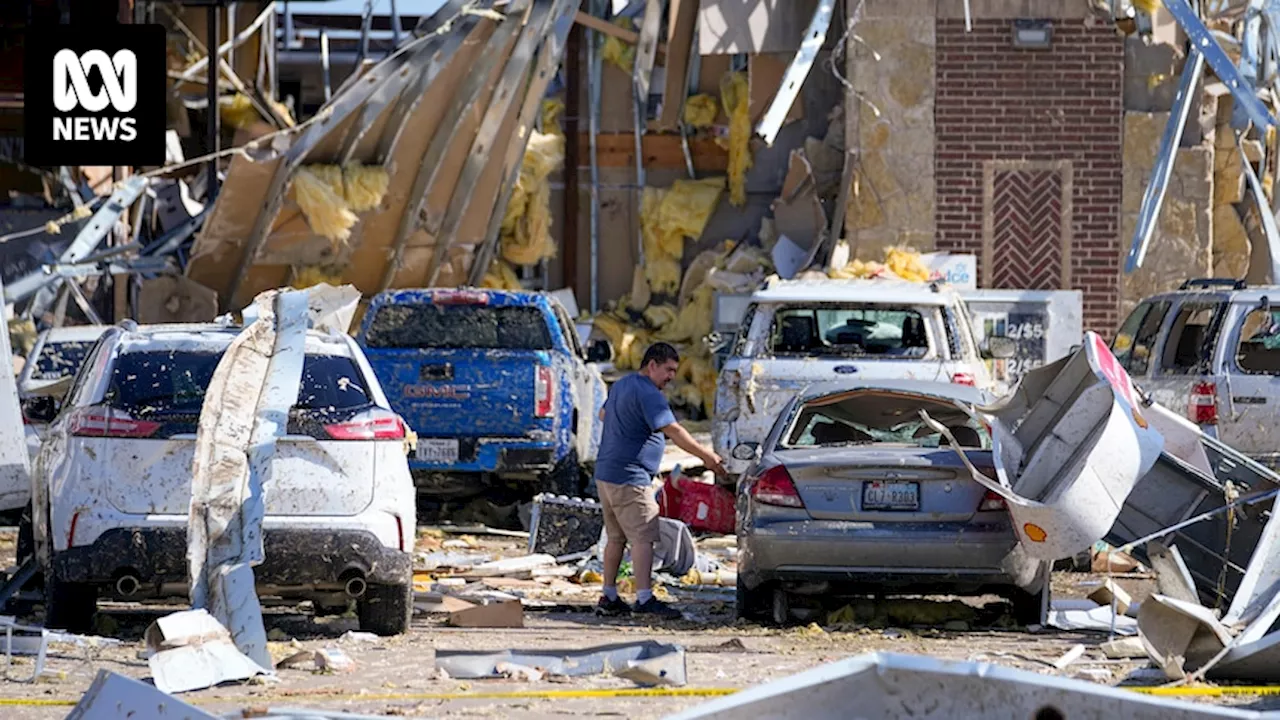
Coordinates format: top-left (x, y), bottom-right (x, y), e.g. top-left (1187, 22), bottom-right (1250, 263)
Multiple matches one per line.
top-left (641, 179), bottom-right (726, 294)
top-left (8, 318), bottom-right (37, 360)
top-left (342, 162), bottom-right (390, 212)
top-left (219, 92), bottom-right (295, 129)
top-left (601, 18), bottom-right (636, 73)
top-left (719, 72), bottom-right (752, 207)
top-left (293, 168), bottom-right (359, 243)
top-left (828, 247), bottom-right (933, 283)
top-left (542, 99), bottom-right (565, 136)
top-left (594, 313), bottom-right (650, 370)
top-left (1133, 0), bottom-right (1160, 14)
top-left (656, 285), bottom-right (714, 344)
top-left (500, 129), bottom-right (565, 267)
top-left (481, 260), bottom-right (523, 290)
top-left (643, 304), bottom-right (678, 329)
top-left (683, 94), bottom-right (718, 128)
top-left (292, 265), bottom-right (345, 289)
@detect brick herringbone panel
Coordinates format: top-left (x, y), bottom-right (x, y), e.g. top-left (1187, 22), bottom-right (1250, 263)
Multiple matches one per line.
top-left (990, 170), bottom-right (1063, 290)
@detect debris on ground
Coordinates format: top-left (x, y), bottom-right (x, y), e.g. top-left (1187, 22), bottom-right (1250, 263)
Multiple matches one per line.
top-left (448, 599), bottom-right (525, 628)
top-left (144, 609), bottom-right (268, 694)
top-left (435, 640), bottom-right (687, 687)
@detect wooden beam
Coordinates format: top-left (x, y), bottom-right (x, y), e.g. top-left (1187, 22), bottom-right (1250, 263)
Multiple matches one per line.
top-left (577, 133), bottom-right (728, 171)
top-left (573, 11), bottom-right (667, 63)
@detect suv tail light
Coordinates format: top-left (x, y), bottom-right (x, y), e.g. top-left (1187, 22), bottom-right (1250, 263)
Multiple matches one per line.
top-left (750, 466), bottom-right (805, 508)
top-left (69, 406), bottom-right (161, 439)
top-left (1189, 381), bottom-right (1219, 425)
top-left (978, 489), bottom-right (1008, 512)
top-left (535, 366), bottom-right (554, 418)
top-left (951, 372), bottom-right (976, 387)
top-left (324, 409), bottom-right (407, 440)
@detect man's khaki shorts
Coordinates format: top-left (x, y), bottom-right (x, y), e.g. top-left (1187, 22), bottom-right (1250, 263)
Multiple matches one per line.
top-left (597, 480), bottom-right (659, 546)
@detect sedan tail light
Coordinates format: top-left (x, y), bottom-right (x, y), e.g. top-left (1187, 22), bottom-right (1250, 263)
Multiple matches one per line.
top-left (951, 372), bottom-right (976, 387)
top-left (324, 409), bottom-right (407, 441)
top-left (1189, 381), bottom-right (1218, 425)
top-left (534, 366), bottom-right (554, 418)
top-left (977, 489), bottom-right (1008, 512)
top-left (69, 406), bottom-right (161, 439)
top-left (750, 466), bottom-right (805, 508)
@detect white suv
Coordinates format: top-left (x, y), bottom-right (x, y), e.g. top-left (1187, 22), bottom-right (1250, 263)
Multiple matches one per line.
top-left (30, 322), bottom-right (416, 635)
top-left (714, 279), bottom-right (1013, 477)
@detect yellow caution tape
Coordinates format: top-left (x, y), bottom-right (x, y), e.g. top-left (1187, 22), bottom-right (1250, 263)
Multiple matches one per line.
top-left (0, 686), bottom-right (741, 707)
top-left (1128, 686), bottom-right (1280, 697)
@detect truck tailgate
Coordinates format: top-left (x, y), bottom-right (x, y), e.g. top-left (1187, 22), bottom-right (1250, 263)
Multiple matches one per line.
top-left (368, 348), bottom-right (545, 438)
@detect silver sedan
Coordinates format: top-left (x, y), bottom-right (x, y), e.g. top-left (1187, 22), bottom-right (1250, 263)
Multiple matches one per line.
top-left (733, 380), bottom-right (1049, 625)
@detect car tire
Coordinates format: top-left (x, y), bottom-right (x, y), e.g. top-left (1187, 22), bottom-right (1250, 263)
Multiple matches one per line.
top-left (541, 446), bottom-right (581, 497)
top-left (736, 581), bottom-right (769, 622)
top-left (357, 583), bottom-right (412, 636)
top-left (1008, 586), bottom-right (1049, 627)
top-left (44, 573), bottom-right (96, 634)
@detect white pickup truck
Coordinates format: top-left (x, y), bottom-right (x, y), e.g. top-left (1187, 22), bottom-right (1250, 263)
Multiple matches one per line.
top-left (713, 279), bottom-right (1014, 477)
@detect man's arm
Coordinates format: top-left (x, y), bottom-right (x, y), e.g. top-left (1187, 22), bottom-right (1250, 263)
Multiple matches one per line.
top-left (661, 422), bottom-right (726, 477)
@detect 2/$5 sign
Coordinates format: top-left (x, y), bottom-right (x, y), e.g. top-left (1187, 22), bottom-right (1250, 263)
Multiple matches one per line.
top-left (24, 25), bottom-right (166, 167)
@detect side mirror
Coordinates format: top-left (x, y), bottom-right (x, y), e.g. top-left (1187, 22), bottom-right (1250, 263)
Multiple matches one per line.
top-left (732, 442), bottom-right (761, 461)
top-left (586, 339), bottom-right (612, 364)
top-left (983, 336), bottom-right (1017, 360)
top-left (21, 396), bottom-right (58, 424)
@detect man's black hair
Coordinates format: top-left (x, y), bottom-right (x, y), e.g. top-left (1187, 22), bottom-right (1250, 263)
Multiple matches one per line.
top-left (641, 342), bottom-right (680, 368)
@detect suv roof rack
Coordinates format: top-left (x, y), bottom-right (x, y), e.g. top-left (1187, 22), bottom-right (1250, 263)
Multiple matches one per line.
top-left (1179, 278), bottom-right (1247, 291)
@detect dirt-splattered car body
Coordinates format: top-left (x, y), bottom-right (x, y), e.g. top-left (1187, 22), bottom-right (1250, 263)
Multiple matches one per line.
top-left (1113, 280), bottom-right (1280, 468)
top-left (31, 323), bottom-right (416, 634)
top-left (734, 381), bottom-right (1047, 625)
top-left (714, 280), bottom-right (1005, 478)
top-left (356, 288), bottom-right (606, 499)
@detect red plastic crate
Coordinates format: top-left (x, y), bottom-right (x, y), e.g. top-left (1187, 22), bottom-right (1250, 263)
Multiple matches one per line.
top-left (659, 473), bottom-right (735, 535)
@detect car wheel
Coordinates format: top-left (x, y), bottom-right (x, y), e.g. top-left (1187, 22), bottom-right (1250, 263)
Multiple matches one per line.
top-left (357, 583), bottom-right (412, 636)
top-left (736, 580), bottom-right (769, 622)
top-left (1008, 586), bottom-right (1049, 627)
top-left (541, 446), bottom-right (581, 497)
top-left (44, 572), bottom-right (96, 634)
top-left (770, 586), bottom-right (792, 627)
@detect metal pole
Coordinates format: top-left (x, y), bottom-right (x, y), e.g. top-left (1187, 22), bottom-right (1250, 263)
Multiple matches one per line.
top-left (389, 0), bottom-right (402, 47)
top-left (207, 4), bottom-right (220, 198)
top-left (320, 29), bottom-right (332, 102)
top-left (588, 0), bottom-right (602, 313)
top-left (563, 24), bottom-right (581, 299)
top-left (356, 0), bottom-right (374, 68)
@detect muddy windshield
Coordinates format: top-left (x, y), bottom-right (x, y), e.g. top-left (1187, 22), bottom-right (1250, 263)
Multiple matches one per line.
top-left (783, 391), bottom-right (988, 449)
top-left (364, 304), bottom-right (553, 350)
top-left (31, 340), bottom-right (96, 381)
top-left (105, 351), bottom-right (373, 415)
top-left (767, 304), bottom-right (935, 358)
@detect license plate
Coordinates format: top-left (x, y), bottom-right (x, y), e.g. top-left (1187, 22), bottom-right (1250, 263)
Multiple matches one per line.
top-left (862, 481), bottom-right (919, 511)
top-left (416, 439), bottom-right (459, 464)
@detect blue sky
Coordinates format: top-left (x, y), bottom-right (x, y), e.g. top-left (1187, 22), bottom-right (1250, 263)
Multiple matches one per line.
top-left (283, 0), bottom-right (447, 16)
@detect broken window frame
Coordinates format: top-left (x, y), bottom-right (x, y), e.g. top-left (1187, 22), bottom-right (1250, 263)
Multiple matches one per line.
top-left (1113, 300), bottom-right (1171, 377)
top-left (1156, 300), bottom-right (1228, 376)
top-left (764, 303), bottom-right (939, 360)
top-left (731, 303), bottom-right (758, 357)
top-left (1233, 306), bottom-right (1280, 375)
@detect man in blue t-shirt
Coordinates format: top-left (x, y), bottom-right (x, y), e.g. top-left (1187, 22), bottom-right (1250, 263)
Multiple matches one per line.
top-left (594, 342), bottom-right (725, 618)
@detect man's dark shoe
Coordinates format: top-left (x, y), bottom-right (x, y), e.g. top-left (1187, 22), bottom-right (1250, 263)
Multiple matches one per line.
top-left (595, 595), bottom-right (632, 617)
top-left (633, 596), bottom-right (682, 619)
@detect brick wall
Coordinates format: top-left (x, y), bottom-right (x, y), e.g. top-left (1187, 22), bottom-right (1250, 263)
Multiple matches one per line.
top-left (934, 19), bottom-right (1124, 333)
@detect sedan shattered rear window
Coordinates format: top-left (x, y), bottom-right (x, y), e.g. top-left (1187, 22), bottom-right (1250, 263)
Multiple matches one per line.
top-left (105, 351), bottom-right (372, 414)
top-left (364, 304), bottom-right (553, 350)
top-left (32, 341), bottom-right (96, 381)
top-left (784, 392), bottom-right (989, 449)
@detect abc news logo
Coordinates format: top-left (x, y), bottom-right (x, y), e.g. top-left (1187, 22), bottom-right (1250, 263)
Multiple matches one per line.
top-left (24, 26), bottom-right (165, 167)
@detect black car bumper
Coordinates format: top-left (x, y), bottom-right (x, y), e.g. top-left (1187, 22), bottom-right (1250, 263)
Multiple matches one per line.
top-left (53, 527), bottom-right (412, 590)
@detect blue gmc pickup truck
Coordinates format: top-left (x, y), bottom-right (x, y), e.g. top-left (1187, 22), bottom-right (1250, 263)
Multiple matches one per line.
top-left (355, 288), bottom-right (605, 502)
